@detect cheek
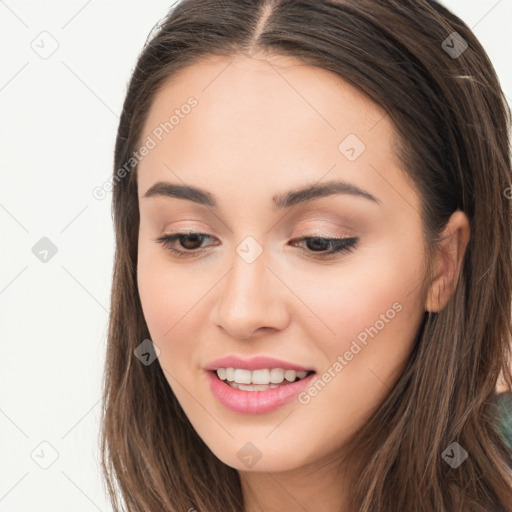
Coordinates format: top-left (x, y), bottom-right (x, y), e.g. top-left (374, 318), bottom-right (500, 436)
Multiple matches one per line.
top-left (137, 241), bottom-right (215, 373)
top-left (293, 244), bottom-right (425, 421)
top-left (138, 252), bottom-right (176, 339)
top-left (290, 238), bottom-right (425, 376)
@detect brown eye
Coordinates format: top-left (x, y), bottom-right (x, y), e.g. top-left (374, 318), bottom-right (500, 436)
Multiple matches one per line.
top-left (154, 233), bottom-right (358, 259)
top-left (290, 236), bottom-right (358, 257)
top-left (155, 232), bottom-right (217, 256)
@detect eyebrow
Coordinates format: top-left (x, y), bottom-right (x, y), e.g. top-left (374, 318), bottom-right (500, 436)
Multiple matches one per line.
top-left (142, 179), bottom-right (380, 210)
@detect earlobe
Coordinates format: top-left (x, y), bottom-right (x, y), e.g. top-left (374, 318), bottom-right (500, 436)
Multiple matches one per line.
top-left (425, 210), bottom-right (470, 313)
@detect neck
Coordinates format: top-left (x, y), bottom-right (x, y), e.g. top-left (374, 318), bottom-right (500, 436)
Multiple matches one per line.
top-left (239, 449), bottom-right (354, 512)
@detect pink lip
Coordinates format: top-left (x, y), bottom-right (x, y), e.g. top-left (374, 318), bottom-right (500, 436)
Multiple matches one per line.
top-left (205, 370), bottom-right (316, 414)
top-left (204, 355), bottom-right (313, 372)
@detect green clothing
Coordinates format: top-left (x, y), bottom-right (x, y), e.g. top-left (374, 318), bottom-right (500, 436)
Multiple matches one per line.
top-left (494, 392), bottom-right (512, 450)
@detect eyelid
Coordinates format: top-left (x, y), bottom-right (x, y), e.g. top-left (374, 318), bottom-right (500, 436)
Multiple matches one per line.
top-left (293, 214), bottom-right (355, 234)
top-left (293, 225), bottom-right (354, 239)
top-left (158, 211), bottom-right (358, 243)
top-left (162, 221), bottom-right (213, 232)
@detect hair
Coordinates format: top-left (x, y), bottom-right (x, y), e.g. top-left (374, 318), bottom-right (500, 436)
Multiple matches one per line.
top-left (100, 0), bottom-right (512, 510)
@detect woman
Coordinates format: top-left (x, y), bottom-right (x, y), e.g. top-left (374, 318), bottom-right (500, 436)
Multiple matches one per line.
top-left (100, 0), bottom-right (512, 510)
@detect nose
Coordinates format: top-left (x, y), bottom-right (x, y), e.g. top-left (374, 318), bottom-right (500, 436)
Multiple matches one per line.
top-left (210, 245), bottom-right (290, 340)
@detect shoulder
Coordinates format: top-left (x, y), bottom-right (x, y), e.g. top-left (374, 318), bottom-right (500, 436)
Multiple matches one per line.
top-left (493, 392), bottom-right (512, 450)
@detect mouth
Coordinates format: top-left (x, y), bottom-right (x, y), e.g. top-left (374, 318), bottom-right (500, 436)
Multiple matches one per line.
top-left (209, 368), bottom-right (316, 392)
top-left (206, 367), bottom-right (317, 414)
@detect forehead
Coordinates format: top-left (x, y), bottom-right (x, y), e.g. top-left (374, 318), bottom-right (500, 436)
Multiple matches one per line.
top-left (136, 52), bottom-right (415, 214)
top-left (139, 52), bottom-right (393, 145)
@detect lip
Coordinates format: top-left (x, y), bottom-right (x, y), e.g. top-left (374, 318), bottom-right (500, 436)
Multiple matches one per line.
top-left (206, 370), bottom-right (316, 414)
top-left (204, 355), bottom-right (314, 372)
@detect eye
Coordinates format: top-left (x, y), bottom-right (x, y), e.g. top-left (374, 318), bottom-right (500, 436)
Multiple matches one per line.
top-left (155, 232), bottom-right (358, 259)
top-left (289, 236), bottom-right (358, 258)
top-left (154, 232), bottom-right (218, 258)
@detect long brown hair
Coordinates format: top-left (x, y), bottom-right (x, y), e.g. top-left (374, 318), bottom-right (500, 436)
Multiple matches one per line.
top-left (100, 1), bottom-right (512, 510)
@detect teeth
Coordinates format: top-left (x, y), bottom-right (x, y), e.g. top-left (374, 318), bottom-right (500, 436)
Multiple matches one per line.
top-left (234, 369), bottom-right (252, 384)
top-left (215, 368), bottom-right (309, 385)
top-left (269, 368), bottom-right (285, 383)
top-left (284, 369), bottom-right (298, 382)
top-left (230, 382), bottom-right (281, 391)
top-left (252, 369), bottom-right (270, 384)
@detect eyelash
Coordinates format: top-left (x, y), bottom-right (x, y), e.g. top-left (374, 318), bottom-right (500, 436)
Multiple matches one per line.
top-left (154, 232), bottom-right (358, 259)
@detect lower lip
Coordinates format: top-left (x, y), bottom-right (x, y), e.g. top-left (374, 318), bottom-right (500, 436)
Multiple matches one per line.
top-left (205, 370), bottom-right (316, 414)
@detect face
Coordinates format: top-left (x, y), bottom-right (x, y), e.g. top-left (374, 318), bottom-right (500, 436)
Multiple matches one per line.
top-left (136, 52), bottom-right (430, 473)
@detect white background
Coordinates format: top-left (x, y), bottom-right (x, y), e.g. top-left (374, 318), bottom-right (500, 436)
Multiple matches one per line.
top-left (0, 1), bottom-right (511, 510)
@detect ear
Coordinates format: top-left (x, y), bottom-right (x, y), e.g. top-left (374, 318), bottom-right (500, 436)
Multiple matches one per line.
top-left (425, 210), bottom-right (470, 313)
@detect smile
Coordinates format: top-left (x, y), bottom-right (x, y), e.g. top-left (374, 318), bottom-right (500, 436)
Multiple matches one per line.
top-left (216, 367), bottom-right (312, 390)
top-left (206, 369), bottom-right (316, 414)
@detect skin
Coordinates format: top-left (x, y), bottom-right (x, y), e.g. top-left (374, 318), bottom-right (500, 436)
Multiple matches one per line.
top-left (136, 52), bottom-right (470, 512)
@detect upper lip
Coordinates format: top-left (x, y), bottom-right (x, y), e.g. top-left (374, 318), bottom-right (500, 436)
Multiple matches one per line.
top-left (204, 355), bottom-right (314, 372)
